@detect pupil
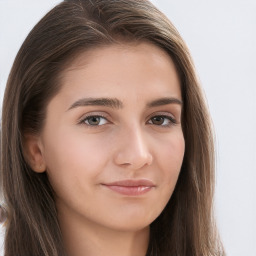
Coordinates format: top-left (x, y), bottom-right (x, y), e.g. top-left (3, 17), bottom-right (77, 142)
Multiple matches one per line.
top-left (152, 116), bottom-right (164, 125)
top-left (89, 117), bottom-right (100, 125)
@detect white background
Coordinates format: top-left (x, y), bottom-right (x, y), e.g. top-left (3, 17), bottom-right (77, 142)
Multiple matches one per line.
top-left (0, 1), bottom-right (255, 255)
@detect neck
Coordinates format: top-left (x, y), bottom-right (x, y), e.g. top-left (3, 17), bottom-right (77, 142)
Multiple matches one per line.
top-left (59, 212), bottom-right (150, 256)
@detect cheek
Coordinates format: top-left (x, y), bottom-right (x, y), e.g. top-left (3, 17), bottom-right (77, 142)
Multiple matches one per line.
top-left (41, 127), bottom-right (112, 188)
top-left (157, 131), bottom-right (185, 188)
top-left (167, 134), bottom-right (185, 170)
top-left (141, 131), bottom-right (184, 221)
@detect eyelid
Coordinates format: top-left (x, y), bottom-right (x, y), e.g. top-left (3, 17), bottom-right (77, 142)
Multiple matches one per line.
top-left (148, 115), bottom-right (176, 125)
top-left (77, 112), bottom-right (111, 126)
top-left (76, 111), bottom-right (180, 127)
top-left (147, 111), bottom-right (177, 121)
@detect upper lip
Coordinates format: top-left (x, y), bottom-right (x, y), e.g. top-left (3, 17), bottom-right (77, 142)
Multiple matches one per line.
top-left (102, 179), bottom-right (155, 187)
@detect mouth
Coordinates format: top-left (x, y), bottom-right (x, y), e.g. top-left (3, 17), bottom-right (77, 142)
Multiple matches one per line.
top-left (101, 179), bottom-right (156, 196)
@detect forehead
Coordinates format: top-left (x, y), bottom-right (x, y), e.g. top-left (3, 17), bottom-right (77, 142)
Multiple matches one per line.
top-left (63, 41), bottom-right (175, 70)
top-left (55, 42), bottom-right (181, 104)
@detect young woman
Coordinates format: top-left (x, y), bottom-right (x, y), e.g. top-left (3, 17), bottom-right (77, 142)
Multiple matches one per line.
top-left (0, 0), bottom-right (225, 255)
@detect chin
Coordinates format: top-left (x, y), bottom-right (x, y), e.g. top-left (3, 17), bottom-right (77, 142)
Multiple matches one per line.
top-left (104, 212), bottom-right (159, 232)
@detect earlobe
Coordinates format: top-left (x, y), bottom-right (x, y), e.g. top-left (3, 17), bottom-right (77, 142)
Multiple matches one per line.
top-left (23, 134), bottom-right (46, 173)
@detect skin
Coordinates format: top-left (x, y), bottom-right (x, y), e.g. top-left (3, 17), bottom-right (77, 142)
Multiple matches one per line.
top-left (26, 42), bottom-right (185, 256)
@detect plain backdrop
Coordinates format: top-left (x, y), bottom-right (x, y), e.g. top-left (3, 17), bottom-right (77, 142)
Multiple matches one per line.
top-left (0, 1), bottom-right (256, 255)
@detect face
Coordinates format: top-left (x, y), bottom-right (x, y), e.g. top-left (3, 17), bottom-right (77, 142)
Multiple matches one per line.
top-left (36, 42), bottom-right (185, 232)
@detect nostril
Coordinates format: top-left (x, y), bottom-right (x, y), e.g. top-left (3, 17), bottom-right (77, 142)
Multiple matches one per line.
top-left (113, 128), bottom-right (153, 169)
top-left (114, 150), bottom-right (153, 169)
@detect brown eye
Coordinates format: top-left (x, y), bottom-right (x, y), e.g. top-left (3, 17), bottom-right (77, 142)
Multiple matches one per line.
top-left (151, 116), bottom-right (165, 125)
top-left (148, 115), bottom-right (176, 127)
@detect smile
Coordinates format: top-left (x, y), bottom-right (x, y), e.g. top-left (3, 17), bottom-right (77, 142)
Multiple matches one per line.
top-left (102, 179), bottom-right (156, 196)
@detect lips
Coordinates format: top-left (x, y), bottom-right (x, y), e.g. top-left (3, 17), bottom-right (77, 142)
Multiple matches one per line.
top-left (102, 179), bottom-right (155, 196)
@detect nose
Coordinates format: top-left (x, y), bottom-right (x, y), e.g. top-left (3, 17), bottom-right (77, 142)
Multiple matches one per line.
top-left (113, 125), bottom-right (153, 170)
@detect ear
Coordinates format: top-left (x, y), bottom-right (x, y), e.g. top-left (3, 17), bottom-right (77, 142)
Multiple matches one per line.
top-left (23, 134), bottom-right (46, 173)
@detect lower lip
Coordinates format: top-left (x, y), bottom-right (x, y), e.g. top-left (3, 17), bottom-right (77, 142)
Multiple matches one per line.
top-left (103, 185), bottom-right (153, 196)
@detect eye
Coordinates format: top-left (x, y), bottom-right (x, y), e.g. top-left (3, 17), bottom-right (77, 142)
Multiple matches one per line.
top-left (148, 115), bottom-right (176, 127)
top-left (80, 115), bottom-right (108, 126)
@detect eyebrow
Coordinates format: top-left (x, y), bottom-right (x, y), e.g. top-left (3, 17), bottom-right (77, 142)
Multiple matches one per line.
top-left (67, 97), bottom-right (182, 111)
top-left (67, 97), bottom-right (123, 111)
top-left (146, 97), bottom-right (183, 108)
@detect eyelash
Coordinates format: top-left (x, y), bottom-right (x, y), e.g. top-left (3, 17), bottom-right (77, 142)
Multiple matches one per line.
top-left (79, 115), bottom-right (108, 126)
top-left (78, 114), bottom-right (177, 128)
top-left (147, 115), bottom-right (177, 127)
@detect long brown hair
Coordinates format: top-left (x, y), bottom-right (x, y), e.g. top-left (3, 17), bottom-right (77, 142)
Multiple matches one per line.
top-left (0, 0), bottom-right (225, 255)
